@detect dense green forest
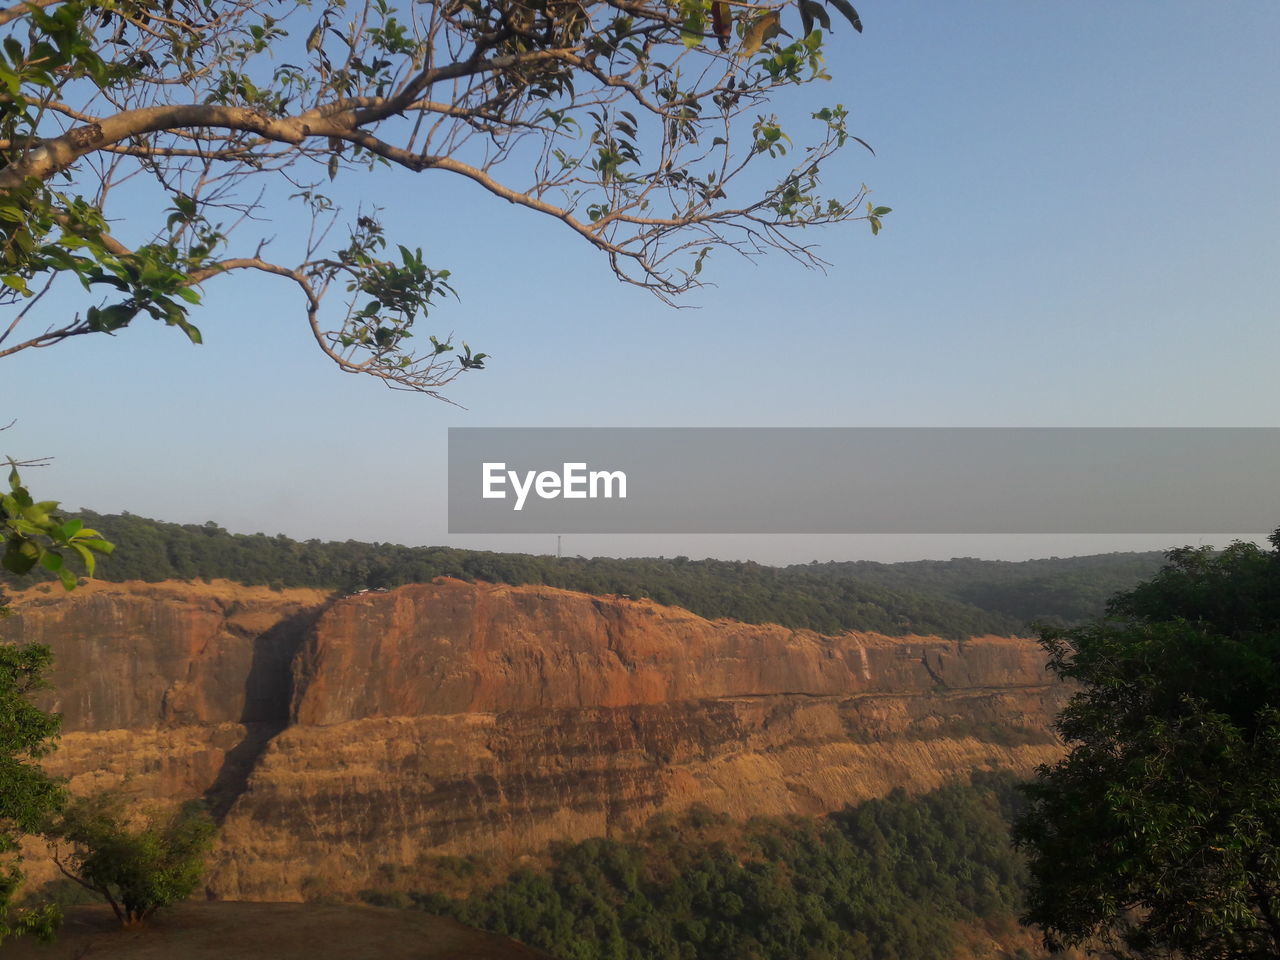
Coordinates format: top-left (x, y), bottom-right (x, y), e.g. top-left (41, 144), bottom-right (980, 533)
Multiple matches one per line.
top-left (808, 554), bottom-right (1169, 626)
top-left (2, 510), bottom-right (1167, 638)
top-left (361, 774), bottom-right (1041, 960)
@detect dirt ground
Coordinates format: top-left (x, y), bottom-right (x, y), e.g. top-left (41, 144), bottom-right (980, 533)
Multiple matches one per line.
top-left (2, 902), bottom-right (554, 960)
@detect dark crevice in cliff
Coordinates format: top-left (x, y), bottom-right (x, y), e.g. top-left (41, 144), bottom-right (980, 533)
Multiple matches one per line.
top-left (203, 604), bottom-right (329, 821)
top-left (920, 651), bottom-right (948, 688)
top-left (203, 721), bottom-right (287, 821)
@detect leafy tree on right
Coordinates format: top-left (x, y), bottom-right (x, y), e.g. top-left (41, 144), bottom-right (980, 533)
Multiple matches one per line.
top-left (1015, 529), bottom-right (1280, 959)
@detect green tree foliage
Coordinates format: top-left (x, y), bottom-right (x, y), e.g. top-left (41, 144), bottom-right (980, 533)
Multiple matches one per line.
top-left (0, 509), bottom-right (1164, 639)
top-left (0, 467), bottom-right (112, 946)
top-left (364, 774), bottom-right (1032, 960)
top-left (0, 0), bottom-right (882, 400)
top-left (1015, 530), bottom-right (1280, 959)
top-left (45, 793), bottom-right (215, 928)
top-left (0, 633), bottom-right (62, 945)
top-left (2, 465), bottom-right (113, 587)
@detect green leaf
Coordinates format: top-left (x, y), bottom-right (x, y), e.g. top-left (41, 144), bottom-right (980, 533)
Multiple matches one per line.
top-left (88, 303), bottom-right (138, 333)
top-left (176, 319), bottom-right (203, 344)
top-left (3, 37), bottom-right (24, 67)
top-left (71, 541), bottom-right (96, 576)
top-left (2, 546), bottom-right (37, 575)
top-left (801, 1), bottom-right (830, 33)
top-left (826, 0), bottom-right (862, 32)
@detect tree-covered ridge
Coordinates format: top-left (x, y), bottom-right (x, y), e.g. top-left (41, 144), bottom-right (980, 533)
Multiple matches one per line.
top-left (803, 553), bottom-right (1171, 627)
top-left (0, 511), bottom-right (1166, 639)
top-left (362, 773), bottom-right (1041, 960)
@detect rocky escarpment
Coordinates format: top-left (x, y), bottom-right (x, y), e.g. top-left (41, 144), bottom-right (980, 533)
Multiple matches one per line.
top-left (5, 580), bottom-right (329, 812)
top-left (5, 578), bottom-right (1068, 900)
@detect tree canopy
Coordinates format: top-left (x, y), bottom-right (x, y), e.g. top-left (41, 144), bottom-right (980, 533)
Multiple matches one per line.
top-left (363, 773), bottom-right (1032, 960)
top-left (1015, 530), bottom-right (1280, 959)
top-left (0, 0), bottom-right (884, 399)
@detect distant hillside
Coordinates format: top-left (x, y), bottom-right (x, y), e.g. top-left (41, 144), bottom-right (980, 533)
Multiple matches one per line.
top-left (1, 510), bottom-right (1169, 638)
top-left (791, 552), bottom-right (1170, 627)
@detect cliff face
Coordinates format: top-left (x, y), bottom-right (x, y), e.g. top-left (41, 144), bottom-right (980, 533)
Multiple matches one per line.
top-left (8, 580), bottom-right (328, 731)
top-left (6, 578), bottom-right (1067, 900)
top-left (6, 580), bottom-right (328, 805)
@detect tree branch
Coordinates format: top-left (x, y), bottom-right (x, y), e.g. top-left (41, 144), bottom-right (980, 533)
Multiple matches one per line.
top-left (0, 105), bottom-right (313, 189)
top-left (0, 0), bottom-right (58, 27)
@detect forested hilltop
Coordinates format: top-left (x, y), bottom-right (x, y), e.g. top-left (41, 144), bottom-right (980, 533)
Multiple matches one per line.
top-left (5, 511), bottom-right (1167, 639)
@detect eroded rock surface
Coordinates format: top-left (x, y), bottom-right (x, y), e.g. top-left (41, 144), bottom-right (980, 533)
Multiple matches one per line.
top-left (6, 578), bottom-right (1066, 899)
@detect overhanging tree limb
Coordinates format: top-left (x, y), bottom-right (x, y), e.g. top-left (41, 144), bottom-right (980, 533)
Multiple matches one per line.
top-left (1, 0), bottom-right (884, 398)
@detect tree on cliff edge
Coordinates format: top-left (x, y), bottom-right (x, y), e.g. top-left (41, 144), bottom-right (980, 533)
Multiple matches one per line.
top-left (1015, 529), bottom-right (1280, 959)
top-left (0, 0), bottom-right (886, 401)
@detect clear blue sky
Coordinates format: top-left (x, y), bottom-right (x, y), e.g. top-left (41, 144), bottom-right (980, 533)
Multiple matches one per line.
top-left (3, 1), bottom-right (1277, 563)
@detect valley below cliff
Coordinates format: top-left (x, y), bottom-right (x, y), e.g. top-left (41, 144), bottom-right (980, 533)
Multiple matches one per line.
top-left (6, 577), bottom-right (1068, 902)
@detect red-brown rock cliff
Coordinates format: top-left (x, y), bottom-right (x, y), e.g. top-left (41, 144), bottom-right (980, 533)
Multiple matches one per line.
top-left (5, 578), bottom-right (1067, 900)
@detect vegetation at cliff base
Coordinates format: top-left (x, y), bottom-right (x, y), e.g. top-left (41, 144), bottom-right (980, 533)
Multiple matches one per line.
top-left (45, 792), bottom-right (215, 928)
top-left (363, 773), bottom-right (1037, 960)
top-left (2, 509), bottom-right (1165, 639)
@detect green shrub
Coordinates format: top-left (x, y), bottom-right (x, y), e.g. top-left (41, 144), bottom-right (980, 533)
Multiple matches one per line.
top-left (45, 793), bottom-right (215, 927)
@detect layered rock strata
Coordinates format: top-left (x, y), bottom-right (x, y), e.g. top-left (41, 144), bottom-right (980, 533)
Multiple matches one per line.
top-left (5, 578), bottom-right (1067, 900)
